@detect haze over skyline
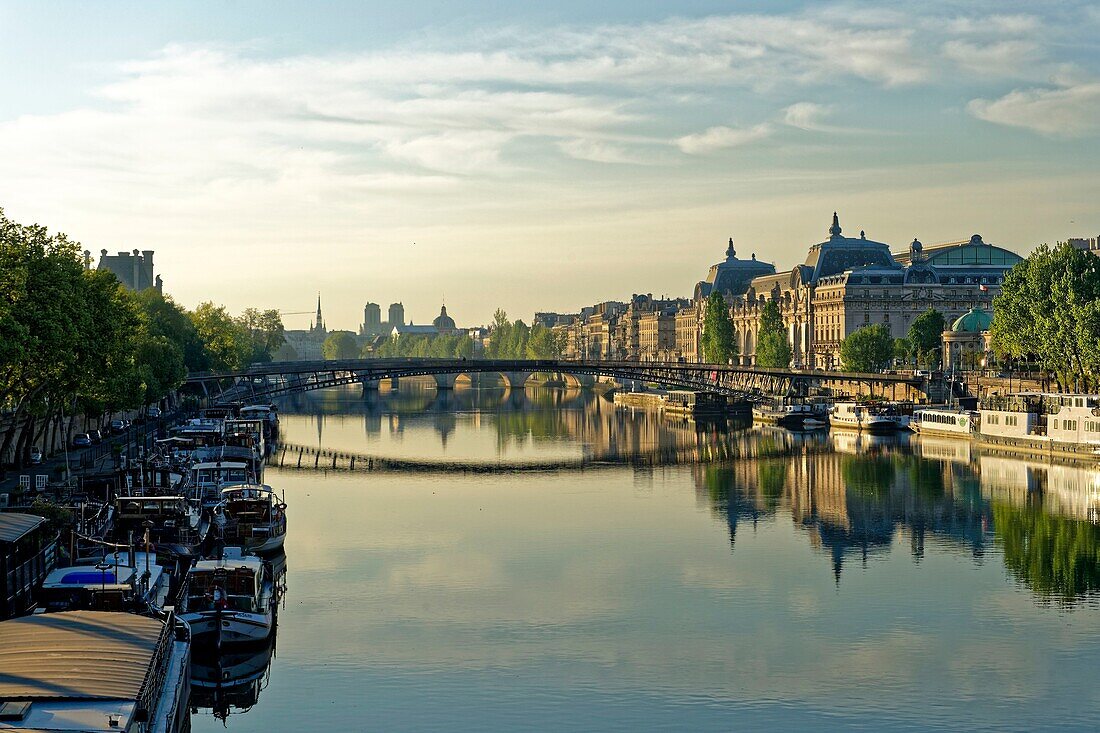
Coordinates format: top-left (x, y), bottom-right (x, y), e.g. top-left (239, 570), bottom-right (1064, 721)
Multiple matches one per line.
top-left (1, 1), bottom-right (1098, 331)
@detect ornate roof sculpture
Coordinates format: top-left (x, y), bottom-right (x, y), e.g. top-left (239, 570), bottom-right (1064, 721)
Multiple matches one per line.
top-left (801, 212), bottom-right (897, 282)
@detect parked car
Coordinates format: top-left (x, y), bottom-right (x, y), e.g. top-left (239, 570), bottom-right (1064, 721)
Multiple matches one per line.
top-left (29, 446), bottom-right (42, 464)
top-left (88, 429), bottom-right (103, 444)
top-left (72, 433), bottom-right (92, 448)
top-left (109, 419), bottom-right (127, 434)
top-left (146, 406), bottom-right (162, 419)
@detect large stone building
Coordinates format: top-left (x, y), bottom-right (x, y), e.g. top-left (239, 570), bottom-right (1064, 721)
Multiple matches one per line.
top-left (727, 213), bottom-right (1022, 368)
top-left (96, 249), bottom-right (162, 292)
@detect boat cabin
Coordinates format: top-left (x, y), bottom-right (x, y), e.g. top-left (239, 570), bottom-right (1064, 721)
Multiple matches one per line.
top-left (185, 553), bottom-right (264, 614)
top-left (113, 495), bottom-right (204, 548)
top-left (190, 461), bottom-right (255, 506)
top-left (0, 513), bottom-right (57, 620)
top-left (218, 485), bottom-right (286, 552)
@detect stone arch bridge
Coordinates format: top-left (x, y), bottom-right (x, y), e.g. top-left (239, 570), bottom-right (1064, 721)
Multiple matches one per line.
top-left (184, 358), bottom-right (924, 405)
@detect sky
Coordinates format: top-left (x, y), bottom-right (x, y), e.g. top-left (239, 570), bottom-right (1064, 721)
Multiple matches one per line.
top-left (0, 1), bottom-right (1098, 331)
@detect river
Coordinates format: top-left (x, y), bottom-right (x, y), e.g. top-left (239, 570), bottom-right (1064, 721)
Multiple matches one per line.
top-left (189, 382), bottom-right (1100, 732)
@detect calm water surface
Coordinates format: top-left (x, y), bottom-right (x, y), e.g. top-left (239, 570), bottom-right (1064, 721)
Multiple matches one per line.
top-left (190, 383), bottom-right (1100, 732)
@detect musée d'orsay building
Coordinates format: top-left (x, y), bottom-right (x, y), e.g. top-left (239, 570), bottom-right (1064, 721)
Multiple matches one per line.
top-left (692, 212), bottom-right (1022, 368)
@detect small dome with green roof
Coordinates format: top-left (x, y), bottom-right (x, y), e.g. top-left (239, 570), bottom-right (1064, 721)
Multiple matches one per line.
top-left (950, 307), bottom-right (992, 333)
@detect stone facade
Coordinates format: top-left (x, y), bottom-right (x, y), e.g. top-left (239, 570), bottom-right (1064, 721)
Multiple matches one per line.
top-left (728, 214), bottom-right (1022, 369)
top-left (96, 249), bottom-right (162, 292)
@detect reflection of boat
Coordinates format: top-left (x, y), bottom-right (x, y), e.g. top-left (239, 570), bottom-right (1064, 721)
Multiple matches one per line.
top-left (181, 548), bottom-right (277, 645)
top-left (979, 393), bottom-right (1100, 460)
top-left (830, 430), bottom-right (907, 454)
top-left (217, 484), bottom-right (287, 555)
top-left (979, 455), bottom-right (1100, 521)
top-left (190, 633), bottom-right (276, 721)
top-left (0, 610), bottom-right (192, 733)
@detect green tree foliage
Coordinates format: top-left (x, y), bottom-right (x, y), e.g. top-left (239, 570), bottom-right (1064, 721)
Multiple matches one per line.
top-left (755, 300), bottom-right (791, 368)
top-left (701, 293), bottom-right (737, 364)
top-left (893, 337), bottom-right (911, 364)
top-left (485, 310), bottom-right (563, 359)
top-left (907, 308), bottom-right (945, 367)
top-left (839, 324), bottom-right (893, 372)
top-left (0, 207), bottom-right (278, 467)
top-left (991, 243), bottom-right (1100, 391)
top-left (190, 302), bottom-right (252, 371)
top-left (322, 331), bottom-right (360, 360)
top-left (237, 307), bottom-right (286, 364)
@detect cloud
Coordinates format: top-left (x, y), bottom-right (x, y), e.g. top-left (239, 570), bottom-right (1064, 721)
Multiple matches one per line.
top-left (942, 39), bottom-right (1040, 76)
top-left (557, 139), bottom-right (653, 165)
top-left (676, 123), bottom-right (772, 154)
top-left (782, 102), bottom-right (833, 131)
top-left (968, 82), bottom-right (1100, 136)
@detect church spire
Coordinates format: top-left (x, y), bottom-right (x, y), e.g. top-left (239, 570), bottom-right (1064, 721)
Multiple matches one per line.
top-left (315, 293), bottom-right (324, 331)
top-left (829, 211), bottom-right (842, 238)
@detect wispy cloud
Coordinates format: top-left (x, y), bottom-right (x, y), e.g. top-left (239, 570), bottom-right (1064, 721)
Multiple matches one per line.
top-left (968, 82), bottom-right (1100, 136)
top-left (676, 123), bottom-right (772, 155)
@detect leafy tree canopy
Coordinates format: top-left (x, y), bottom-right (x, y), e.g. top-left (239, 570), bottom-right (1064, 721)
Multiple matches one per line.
top-left (701, 292), bottom-right (737, 364)
top-left (755, 300), bottom-right (791, 368)
top-left (840, 324), bottom-right (893, 372)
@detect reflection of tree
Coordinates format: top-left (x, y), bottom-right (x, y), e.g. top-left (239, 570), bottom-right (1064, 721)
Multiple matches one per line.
top-left (700, 465), bottom-right (773, 547)
top-left (841, 454), bottom-right (895, 495)
top-left (757, 460), bottom-right (787, 510)
top-left (993, 501), bottom-right (1100, 602)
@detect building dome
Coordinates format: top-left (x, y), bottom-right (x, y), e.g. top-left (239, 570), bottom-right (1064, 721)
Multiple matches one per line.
top-left (950, 307), bottom-right (992, 333)
top-left (433, 304), bottom-right (456, 333)
top-left (694, 236), bottom-right (776, 301)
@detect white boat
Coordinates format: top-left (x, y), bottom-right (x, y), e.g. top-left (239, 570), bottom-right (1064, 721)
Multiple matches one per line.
top-left (181, 548), bottom-right (275, 645)
top-left (911, 408), bottom-right (977, 437)
top-left (188, 461), bottom-right (258, 508)
top-left (829, 401), bottom-right (904, 433)
top-left (0, 610), bottom-right (191, 733)
top-left (216, 484), bottom-right (287, 555)
top-left (37, 550), bottom-right (176, 614)
top-left (979, 393), bottom-right (1100, 457)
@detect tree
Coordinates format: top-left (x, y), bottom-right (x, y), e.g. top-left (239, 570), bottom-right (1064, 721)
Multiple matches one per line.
top-left (191, 302), bottom-right (251, 371)
top-left (755, 300), bottom-right (791, 368)
top-left (893, 338), bottom-right (911, 365)
top-left (237, 307), bottom-right (286, 363)
top-left (133, 289), bottom-right (207, 371)
top-left (840, 324), bottom-right (893, 372)
top-left (907, 308), bottom-right (945, 367)
top-left (701, 292), bottom-right (737, 364)
top-left (322, 331), bottom-right (360, 360)
top-left (991, 243), bottom-right (1100, 391)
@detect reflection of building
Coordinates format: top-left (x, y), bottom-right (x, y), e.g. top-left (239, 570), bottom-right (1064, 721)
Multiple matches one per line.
top-left (727, 215), bottom-right (1021, 368)
top-left (96, 248), bottom-right (162, 292)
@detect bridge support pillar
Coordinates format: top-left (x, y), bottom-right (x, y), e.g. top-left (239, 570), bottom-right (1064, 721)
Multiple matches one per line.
top-left (389, 376), bottom-right (400, 391)
top-left (501, 371), bottom-right (532, 391)
top-left (360, 378), bottom-right (380, 391)
top-left (433, 373), bottom-right (458, 391)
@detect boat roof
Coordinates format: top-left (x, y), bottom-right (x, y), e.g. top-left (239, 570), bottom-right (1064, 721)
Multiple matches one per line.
top-left (191, 555), bottom-right (263, 572)
top-left (0, 512), bottom-right (46, 544)
top-left (221, 483), bottom-right (275, 495)
top-left (0, 611), bottom-right (167, 702)
top-left (191, 461), bottom-right (249, 470)
top-left (42, 553), bottom-right (163, 589)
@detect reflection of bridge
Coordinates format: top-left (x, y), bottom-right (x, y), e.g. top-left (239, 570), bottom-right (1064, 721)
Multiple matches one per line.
top-left (186, 358), bottom-right (923, 404)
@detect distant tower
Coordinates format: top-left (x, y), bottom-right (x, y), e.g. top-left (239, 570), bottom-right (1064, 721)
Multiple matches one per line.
top-left (361, 302), bottom-right (382, 336)
top-left (388, 302), bottom-right (405, 330)
top-left (311, 294), bottom-right (326, 335)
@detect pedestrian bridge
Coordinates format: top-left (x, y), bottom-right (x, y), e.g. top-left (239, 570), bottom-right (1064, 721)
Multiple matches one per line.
top-left (184, 358), bottom-right (924, 404)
